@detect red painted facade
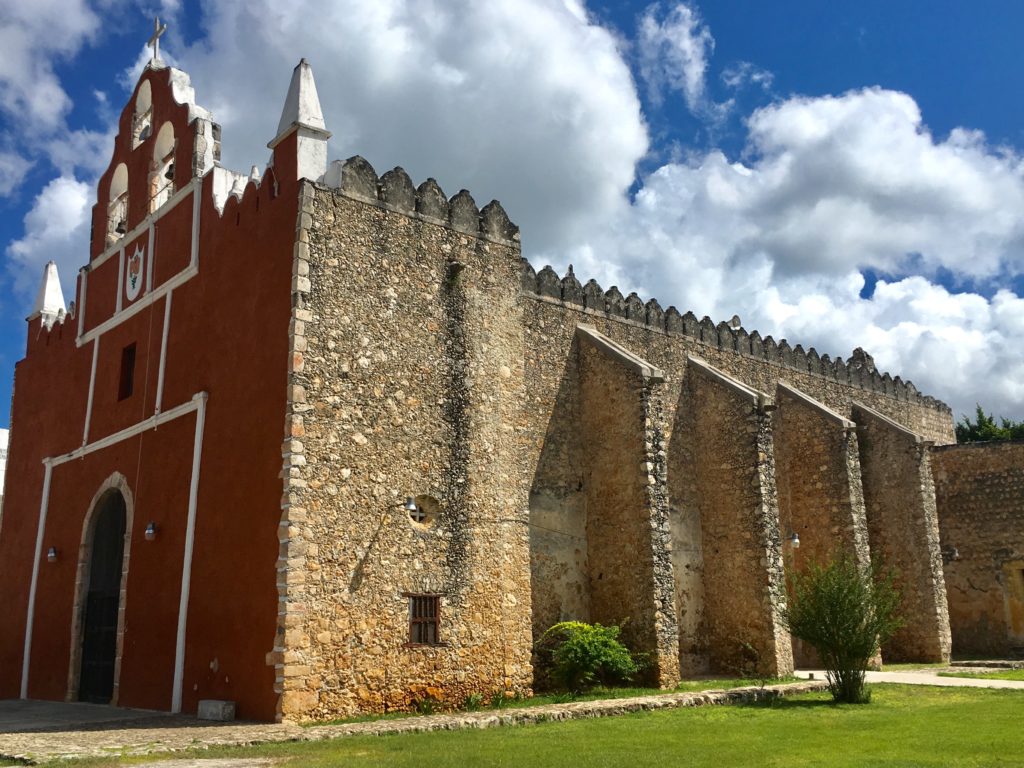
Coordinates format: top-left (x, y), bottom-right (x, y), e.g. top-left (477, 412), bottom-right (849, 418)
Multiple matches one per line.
top-left (0, 65), bottom-right (303, 720)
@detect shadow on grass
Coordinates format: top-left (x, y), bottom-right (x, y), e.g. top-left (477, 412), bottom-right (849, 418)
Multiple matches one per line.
top-left (735, 695), bottom-right (839, 710)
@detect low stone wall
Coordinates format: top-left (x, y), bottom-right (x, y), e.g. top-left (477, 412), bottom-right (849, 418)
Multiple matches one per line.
top-left (932, 441), bottom-right (1024, 657)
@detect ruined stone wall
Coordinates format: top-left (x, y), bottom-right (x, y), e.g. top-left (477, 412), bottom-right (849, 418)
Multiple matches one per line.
top-left (932, 441), bottom-right (1024, 657)
top-left (276, 169), bottom-right (533, 720)
top-left (854, 405), bottom-right (951, 662)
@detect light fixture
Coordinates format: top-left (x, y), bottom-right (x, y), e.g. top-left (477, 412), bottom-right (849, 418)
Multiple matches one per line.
top-left (788, 532), bottom-right (800, 549)
top-left (145, 522), bottom-right (158, 541)
top-left (942, 544), bottom-right (960, 563)
top-left (46, 546), bottom-right (58, 563)
top-left (402, 497), bottom-right (418, 513)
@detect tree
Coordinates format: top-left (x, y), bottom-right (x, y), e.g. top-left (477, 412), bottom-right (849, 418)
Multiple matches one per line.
top-left (956, 405), bottom-right (1024, 443)
top-left (782, 555), bottom-right (903, 704)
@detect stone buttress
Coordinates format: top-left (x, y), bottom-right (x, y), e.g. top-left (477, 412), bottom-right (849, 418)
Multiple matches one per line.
top-left (854, 403), bottom-right (951, 663)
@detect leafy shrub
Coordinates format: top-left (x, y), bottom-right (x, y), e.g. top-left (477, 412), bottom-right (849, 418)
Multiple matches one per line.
top-left (782, 554), bottom-right (903, 704)
top-left (536, 621), bottom-right (639, 693)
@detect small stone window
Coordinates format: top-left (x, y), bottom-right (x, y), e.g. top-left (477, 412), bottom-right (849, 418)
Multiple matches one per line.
top-left (406, 594), bottom-right (441, 646)
top-left (118, 343), bottom-right (137, 401)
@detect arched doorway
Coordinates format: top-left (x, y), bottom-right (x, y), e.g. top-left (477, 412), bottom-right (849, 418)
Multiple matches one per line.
top-left (78, 490), bottom-right (128, 704)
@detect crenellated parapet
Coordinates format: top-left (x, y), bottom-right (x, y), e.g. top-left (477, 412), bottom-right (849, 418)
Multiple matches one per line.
top-left (322, 155), bottom-right (520, 245)
top-left (521, 261), bottom-right (950, 415)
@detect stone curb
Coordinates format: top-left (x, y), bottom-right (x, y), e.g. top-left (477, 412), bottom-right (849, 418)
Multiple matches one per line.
top-left (0, 681), bottom-right (827, 764)
top-left (299, 680), bottom-right (828, 741)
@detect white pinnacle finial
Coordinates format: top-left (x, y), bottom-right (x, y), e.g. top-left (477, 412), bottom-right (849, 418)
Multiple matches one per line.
top-left (268, 59), bottom-right (332, 181)
top-left (148, 16), bottom-right (168, 68)
top-left (271, 59), bottom-right (329, 141)
top-left (30, 261), bottom-right (67, 329)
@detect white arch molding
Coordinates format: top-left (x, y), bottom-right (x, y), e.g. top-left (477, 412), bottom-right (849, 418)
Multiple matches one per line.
top-left (65, 472), bottom-right (135, 705)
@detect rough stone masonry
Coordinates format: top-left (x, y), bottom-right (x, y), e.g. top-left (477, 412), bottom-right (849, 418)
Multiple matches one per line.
top-left (270, 148), bottom-right (966, 719)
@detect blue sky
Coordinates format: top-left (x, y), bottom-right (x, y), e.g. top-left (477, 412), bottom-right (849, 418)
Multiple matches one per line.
top-left (2, 0), bottom-right (1024, 427)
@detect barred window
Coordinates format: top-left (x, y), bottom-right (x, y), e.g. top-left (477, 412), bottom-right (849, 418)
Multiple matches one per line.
top-left (406, 594), bottom-right (441, 646)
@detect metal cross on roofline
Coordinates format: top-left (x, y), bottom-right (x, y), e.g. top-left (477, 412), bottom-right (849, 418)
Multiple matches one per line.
top-left (148, 16), bottom-right (168, 66)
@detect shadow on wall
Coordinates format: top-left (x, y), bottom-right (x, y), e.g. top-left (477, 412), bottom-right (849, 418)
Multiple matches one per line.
top-left (528, 337), bottom-right (589, 646)
top-left (667, 365), bottom-right (709, 676)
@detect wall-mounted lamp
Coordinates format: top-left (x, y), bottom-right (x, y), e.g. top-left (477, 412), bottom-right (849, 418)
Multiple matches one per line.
top-left (402, 496), bottom-right (418, 513)
top-left (144, 522), bottom-right (158, 541)
top-left (46, 546), bottom-right (58, 563)
top-left (787, 532), bottom-right (800, 549)
top-left (941, 545), bottom-right (960, 564)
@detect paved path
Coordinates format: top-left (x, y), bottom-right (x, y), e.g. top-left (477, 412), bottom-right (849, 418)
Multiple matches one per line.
top-left (795, 667), bottom-right (1024, 690)
top-left (0, 682), bottom-right (824, 765)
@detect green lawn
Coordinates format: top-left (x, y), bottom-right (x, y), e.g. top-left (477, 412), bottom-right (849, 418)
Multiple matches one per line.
top-left (938, 668), bottom-right (1024, 682)
top-left (881, 662), bottom-right (947, 671)
top-left (24, 684), bottom-right (1024, 767)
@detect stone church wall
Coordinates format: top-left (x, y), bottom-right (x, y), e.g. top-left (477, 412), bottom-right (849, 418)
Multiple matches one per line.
top-left (273, 168), bottom-right (958, 719)
top-left (932, 441), bottom-right (1024, 657)
top-left (276, 172), bottom-right (533, 720)
top-left (520, 271), bottom-right (954, 676)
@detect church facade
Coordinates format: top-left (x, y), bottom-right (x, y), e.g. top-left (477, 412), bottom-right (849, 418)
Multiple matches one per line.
top-left (0, 54), bottom-right (1020, 723)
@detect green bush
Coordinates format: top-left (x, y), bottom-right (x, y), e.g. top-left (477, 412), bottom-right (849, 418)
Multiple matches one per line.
top-left (536, 621), bottom-right (639, 693)
top-left (782, 554), bottom-right (903, 704)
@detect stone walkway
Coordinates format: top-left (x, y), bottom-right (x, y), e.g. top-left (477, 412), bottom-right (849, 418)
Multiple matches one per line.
top-left (0, 681), bottom-right (825, 764)
top-left (796, 663), bottom-right (1024, 690)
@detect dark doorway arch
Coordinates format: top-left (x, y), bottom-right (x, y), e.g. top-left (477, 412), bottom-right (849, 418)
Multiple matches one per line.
top-left (78, 490), bottom-right (127, 704)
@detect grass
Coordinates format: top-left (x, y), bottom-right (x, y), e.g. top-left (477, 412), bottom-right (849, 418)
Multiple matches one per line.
top-left (938, 668), bottom-right (1024, 682)
top-left (18, 684), bottom-right (1024, 767)
top-left (880, 662), bottom-right (948, 671)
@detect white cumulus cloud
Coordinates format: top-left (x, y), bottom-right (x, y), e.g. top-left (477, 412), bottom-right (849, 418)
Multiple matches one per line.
top-left (177, 0), bottom-right (647, 254)
top-left (637, 2), bottom-right (715, 113)
top-left (550, 86), bottom-right (1024, 419)
top-left (0, 0), bottom-right (100, 130)
top-left (6, 176), bottom-right (91, 302)
top-left (5, 1), bottom-right (1024, 422)
top-left (0, 151), bottom-right (32, 197)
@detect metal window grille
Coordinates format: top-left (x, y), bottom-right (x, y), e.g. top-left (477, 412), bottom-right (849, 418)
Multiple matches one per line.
top-left (407, 594), bottom-right (440, 645)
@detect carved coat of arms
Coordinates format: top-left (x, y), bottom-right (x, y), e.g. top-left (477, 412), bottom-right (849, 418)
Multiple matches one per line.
top-left (126, 245), bottom-right (144, 301)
